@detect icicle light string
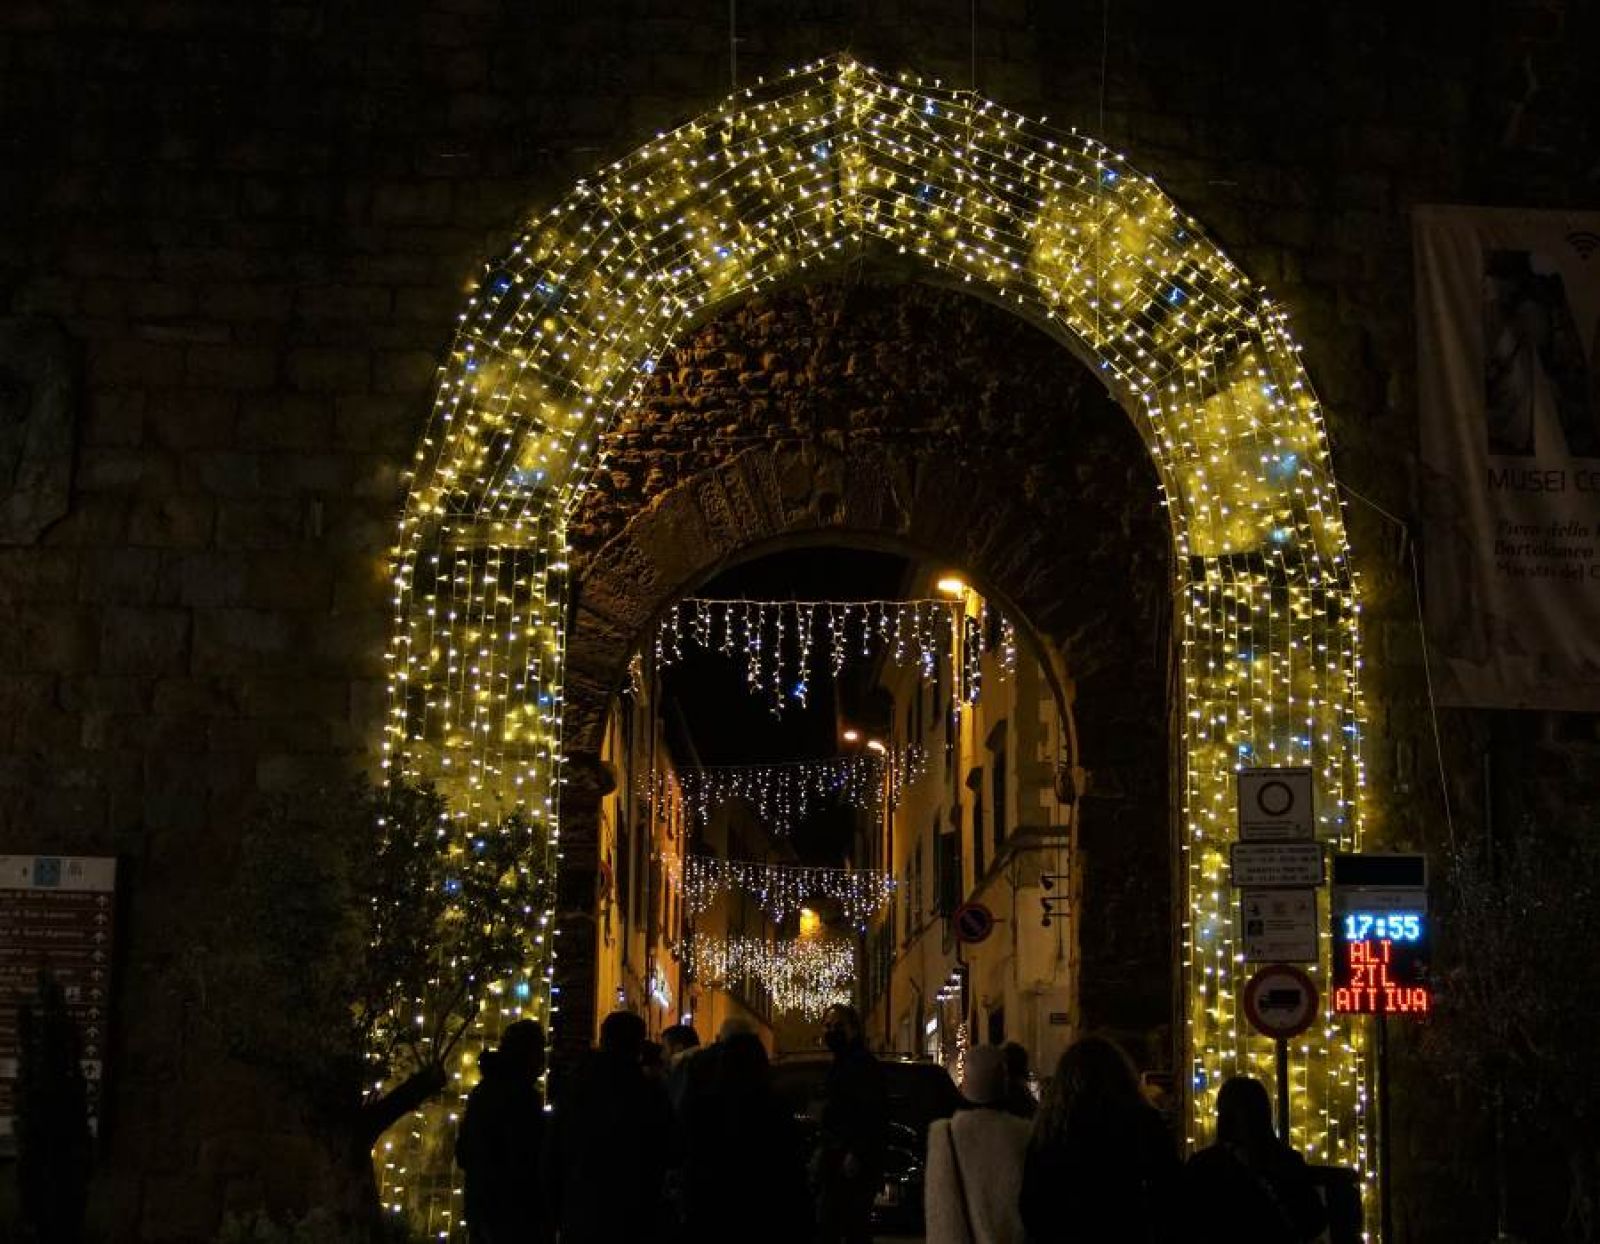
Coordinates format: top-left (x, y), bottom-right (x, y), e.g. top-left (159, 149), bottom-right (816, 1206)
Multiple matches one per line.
top-left (683, 855), bottom-right (897, 926)
top-left (646, 746), bottom-right (926, 834)
top-left (653, 597), bottom-right (979, 716)
top-left (683, 931), bottom-right (856, 1019)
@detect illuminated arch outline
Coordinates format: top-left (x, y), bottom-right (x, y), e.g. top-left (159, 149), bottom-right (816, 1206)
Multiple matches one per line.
top-left (381, 56), bottom-right (1372, 1233)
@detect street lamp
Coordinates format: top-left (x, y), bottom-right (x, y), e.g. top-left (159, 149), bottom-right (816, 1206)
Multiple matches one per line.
top-left (936, 575), bottom-right (966, 597)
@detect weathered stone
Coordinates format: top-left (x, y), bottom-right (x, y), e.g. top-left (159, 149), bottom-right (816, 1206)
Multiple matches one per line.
top-left (100, 607), bottom-right (191, 675)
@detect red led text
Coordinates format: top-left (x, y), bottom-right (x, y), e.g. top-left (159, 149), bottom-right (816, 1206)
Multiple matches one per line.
top-left (1331, 938), bottom-right (1431, 1015)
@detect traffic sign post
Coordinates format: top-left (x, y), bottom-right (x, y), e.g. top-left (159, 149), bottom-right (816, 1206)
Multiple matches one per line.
top-left (1242, 964), bottom-right (1318, 1142)
top-left (1330, 853), bottom-right (1428, 1244)
top-left (952, 901), bottom-right (995, 946)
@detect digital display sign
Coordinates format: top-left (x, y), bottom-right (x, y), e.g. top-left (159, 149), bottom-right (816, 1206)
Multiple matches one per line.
top-left (1331, 908), bottom-right (1431, 1015)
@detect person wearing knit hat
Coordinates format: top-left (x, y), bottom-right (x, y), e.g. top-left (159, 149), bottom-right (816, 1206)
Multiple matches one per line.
top-left (924, 1046), bottom-right (1032, 1243)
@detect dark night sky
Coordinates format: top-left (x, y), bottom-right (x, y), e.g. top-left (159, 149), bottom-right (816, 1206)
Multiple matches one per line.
top-left (658, 545), bottom-right (918, 863)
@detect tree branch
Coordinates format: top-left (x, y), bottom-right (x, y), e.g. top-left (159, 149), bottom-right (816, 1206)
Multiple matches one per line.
top-left (357, 1061), bottom-right (448, 1152)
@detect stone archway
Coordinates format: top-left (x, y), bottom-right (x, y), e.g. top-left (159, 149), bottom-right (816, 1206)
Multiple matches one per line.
top-left (383, 56), bottom-right (1372, 1229)
top-left (552, 277), bottom-right (1174, 1070)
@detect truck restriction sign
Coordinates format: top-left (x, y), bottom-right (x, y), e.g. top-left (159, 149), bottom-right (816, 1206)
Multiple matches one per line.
top-left (1241, 964), bottom-right (1319, 1040)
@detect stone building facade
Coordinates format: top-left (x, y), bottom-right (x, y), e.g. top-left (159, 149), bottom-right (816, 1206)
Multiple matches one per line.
top-left (0, 0), bottom-right (1595, 1238)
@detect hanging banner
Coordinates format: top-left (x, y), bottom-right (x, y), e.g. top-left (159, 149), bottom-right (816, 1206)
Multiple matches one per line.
top-left (1415, 205), bottom-right (1600, 709)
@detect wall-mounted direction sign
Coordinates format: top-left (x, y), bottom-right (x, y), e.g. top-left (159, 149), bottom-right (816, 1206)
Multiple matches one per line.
top-left (1230, 841), bottom-right (1325, 889)
top-left (1242, 963), bottom-right (1320, 1040)
top-left (0, 855), bottom-right (117, 1154)
top-left (1237, 767), bottom-right (1315, 841)
top-left (1240, 889), bottom-right (1319, 963)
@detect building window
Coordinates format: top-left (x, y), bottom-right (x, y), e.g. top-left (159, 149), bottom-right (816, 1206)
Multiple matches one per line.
top-left (937, 823), bottom-right (962, 916)
top-left (992, 748), bottom-right (1007, 859)
top-left (967, 767), bottom-right (985, 880)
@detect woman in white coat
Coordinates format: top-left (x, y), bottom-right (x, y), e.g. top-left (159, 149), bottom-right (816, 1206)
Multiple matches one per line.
top-left (924, 1045), bottom-right (1033, 1244)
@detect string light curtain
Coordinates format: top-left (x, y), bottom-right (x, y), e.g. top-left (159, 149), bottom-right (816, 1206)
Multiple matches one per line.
top-left (386, 56), bottom-right (1371, 1237)
top-left (655, 596), bottom-right (978, 716)
top-left (683, 856), bottom-right (897, 926)
top-left (660, 747), bottom-right (926, 834)
top-left (683, 931), bottom-right (857, 1019)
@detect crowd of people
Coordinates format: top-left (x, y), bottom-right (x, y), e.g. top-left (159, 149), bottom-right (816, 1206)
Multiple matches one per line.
top-left (455, 1006), bottom-right (1336, 1244)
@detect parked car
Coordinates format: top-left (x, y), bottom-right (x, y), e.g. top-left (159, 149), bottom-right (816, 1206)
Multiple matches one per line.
top-left (770, 1053), bottom-right (965, 1235)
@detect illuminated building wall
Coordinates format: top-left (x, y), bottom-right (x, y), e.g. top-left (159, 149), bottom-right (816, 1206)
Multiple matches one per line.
top-left (384, 57), bottom-right (1371, 1232)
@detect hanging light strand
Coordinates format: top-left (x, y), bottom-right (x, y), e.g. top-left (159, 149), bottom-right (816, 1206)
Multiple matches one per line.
top-left (650, 746), bottom-right (926, 835)
top-left (682, 931), bottom-right (856, 1019)
top-left (656, 597), bottom-right (967, 717)
top-left (683, 855), bottom-right (897, 926)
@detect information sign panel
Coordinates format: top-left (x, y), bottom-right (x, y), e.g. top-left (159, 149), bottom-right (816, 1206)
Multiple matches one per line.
top-left (1230, 842), bottom-right (1325, 888)
top-left (0, 856), bottom-right (116, 1153)
top-left (1237, 767), bottom-right (1315, 841)
top-left (1331, 905), bottom-right (1431, 1016)
top-left (1330, 854), bottom-right (1430, 1017)
top-left (1240, 889), bottom-right (1319, 963)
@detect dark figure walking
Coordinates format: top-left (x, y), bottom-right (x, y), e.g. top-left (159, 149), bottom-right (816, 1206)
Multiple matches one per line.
top-left (456, 1019), bottom-right (546, 1244)
top-left (681, 1031), bottom-right (812, 1244)
top-left (1183, 1075), bottom-right (1327, 1244)
top-left (1019, 1035), bottom-right (1180, 1243)
top-left (813, 1003), bottom-right (889, 1244)
top-left (542, 1010), bottom-right (672, 1244)
top-left (1001, 1041), bottom-right (1037, 1120)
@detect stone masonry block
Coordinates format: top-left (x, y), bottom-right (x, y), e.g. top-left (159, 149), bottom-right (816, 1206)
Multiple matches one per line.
top-left (185, 344), bottom-right (279, 389)
top-left (287, 347), bottom-right (370, 393)
top-left (0, 606), bottom-right (97, 673)
top-left (235, 393), bottom-right (335, 451)
top-left (0, 549), bottom-right (79, 602)
top-left (192, 608), bottom-right (295, 672)
top-left (100, 607), bottom-right (191, 675)
top-left (214, 498), bottom-right (309, 551)
top-left (374, 348), bottom-right (440, 395)
top-left (372, 179), bottom-right (454, 225)
top-left (128, 496), bottom-right (216, 548)
top-left (88, 339), bottom-right (184, 387)
top-left (83, 389), bottom-right (146, 449)
top-left (243, 551), bottom-right (334, 610)
top-left (144, 389), bottom-right (238, 450)
top-left (157, 551), bottom-right (248, 608)
top-left (76, 548), bottom-right (163, 605)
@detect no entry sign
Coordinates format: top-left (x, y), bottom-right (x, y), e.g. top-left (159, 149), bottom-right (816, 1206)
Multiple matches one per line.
top-left (1242, 963), bottom-right (1319, 1040)
top-left (952, 901), bottom-right (995, 945)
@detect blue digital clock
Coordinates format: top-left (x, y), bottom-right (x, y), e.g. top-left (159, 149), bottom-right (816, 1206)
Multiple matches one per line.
top-left (1340, 911), bottom-right (1423, 943)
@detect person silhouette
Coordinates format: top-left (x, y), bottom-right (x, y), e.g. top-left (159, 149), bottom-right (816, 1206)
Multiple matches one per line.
top-left (1182, 1075), bottom-right (1327, 1243)
top-left (456, 1019), bottom-right (546, 1244)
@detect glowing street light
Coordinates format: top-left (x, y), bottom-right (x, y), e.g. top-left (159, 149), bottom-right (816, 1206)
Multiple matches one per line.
top-left (936, 576), bottom-right (966, 597)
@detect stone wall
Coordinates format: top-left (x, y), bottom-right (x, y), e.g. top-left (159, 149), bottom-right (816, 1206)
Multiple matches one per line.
top-left (0, 0), bottom-right (1594, 1237)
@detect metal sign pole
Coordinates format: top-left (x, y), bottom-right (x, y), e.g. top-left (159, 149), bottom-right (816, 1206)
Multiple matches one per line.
top-left (1275, 1036), bottom-right (1291, 1143)
top-left (1379, 1013), bottom-right (1393, 1244)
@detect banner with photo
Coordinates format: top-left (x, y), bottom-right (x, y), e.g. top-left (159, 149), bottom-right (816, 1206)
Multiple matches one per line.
top-left (1416, 205), bottom-right (1600, 710)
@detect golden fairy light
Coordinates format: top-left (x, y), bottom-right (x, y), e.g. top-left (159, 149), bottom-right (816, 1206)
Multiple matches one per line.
top-left (382, 55), bottom-right (1373, 1237)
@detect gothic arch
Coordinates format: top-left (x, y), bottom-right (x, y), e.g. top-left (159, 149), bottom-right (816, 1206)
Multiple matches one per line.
top-left (383, 56), bottom-right (1372, 1230)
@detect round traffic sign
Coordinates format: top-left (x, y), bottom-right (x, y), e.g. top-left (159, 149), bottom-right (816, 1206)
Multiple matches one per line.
top-left (1255, 779), bottom-right (1296, 817)
top-left (952, 901), bottom-right (995, 945)
top-left (1242, 964), bottom-right (1319, 1039)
